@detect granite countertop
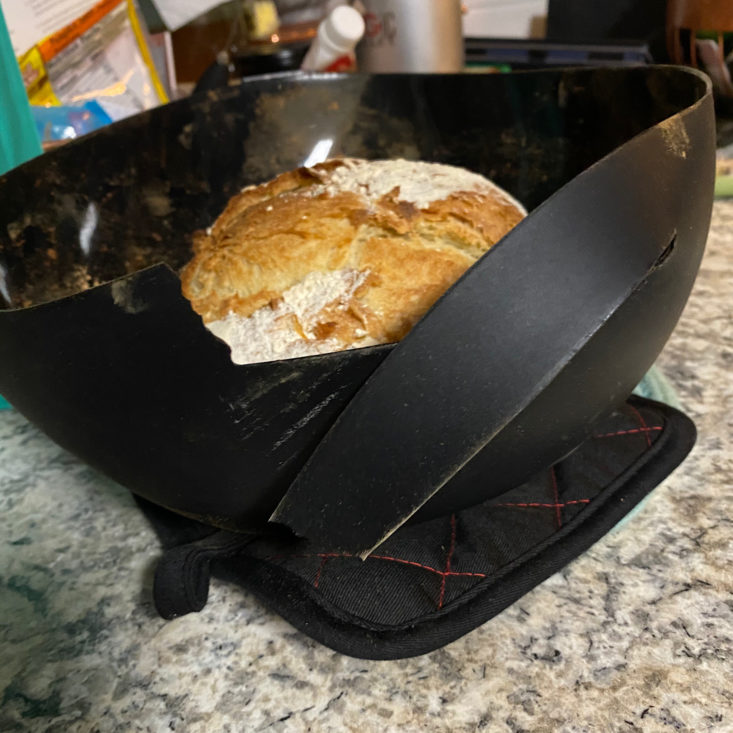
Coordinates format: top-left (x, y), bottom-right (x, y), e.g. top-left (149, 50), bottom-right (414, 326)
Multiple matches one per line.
top-left (1, 202), bottom-right (731, 732)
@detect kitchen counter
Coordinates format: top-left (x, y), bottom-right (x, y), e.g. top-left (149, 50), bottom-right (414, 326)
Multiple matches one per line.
top-left (1, 201), bottom-right (731, 733)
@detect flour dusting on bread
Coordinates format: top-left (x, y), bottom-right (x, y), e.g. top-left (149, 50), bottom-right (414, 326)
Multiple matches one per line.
top-left (206, 268), bottom-right (373, 364)
top-left (180, 158), bottom-right (525, 364)
top-left (316, 158), bottom-right (523, 211)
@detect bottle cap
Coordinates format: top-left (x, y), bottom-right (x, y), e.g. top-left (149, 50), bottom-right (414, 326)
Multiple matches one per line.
top-left (322, 6), bottom-right (365, 49)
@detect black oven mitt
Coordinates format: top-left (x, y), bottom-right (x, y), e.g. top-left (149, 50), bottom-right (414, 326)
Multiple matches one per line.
top-left (136, 396), bottom-right (695, 660)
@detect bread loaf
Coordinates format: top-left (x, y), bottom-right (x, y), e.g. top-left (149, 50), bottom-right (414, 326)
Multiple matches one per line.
top-left (180, 158), bottom-right (525, 363)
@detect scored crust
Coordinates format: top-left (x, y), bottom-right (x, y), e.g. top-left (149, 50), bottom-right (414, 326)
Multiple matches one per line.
top-left (180, 158), bottom-right (525, 360)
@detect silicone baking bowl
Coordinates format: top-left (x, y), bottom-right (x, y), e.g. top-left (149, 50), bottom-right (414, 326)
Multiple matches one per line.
top-left (0, 67), bottom-right (715, 554)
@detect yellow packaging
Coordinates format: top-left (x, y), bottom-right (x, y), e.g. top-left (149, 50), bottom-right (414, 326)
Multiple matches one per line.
top-left (14, 0), bottom-right (166, 117)
top-left (17, 46), bottom-right (60, 106)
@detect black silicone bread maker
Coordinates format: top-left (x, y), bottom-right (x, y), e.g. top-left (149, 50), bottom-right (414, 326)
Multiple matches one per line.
top-left (0, 67), bottom-right (715, 558)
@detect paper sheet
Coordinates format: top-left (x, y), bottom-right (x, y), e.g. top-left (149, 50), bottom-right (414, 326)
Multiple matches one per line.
top-left (1, 0), bottom-right (98, 55)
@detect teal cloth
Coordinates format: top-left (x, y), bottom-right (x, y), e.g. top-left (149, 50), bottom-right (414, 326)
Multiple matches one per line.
top-left (0, 6), bottom-right (42, 175)
top-left (632, 365), bottom-right (681, 408)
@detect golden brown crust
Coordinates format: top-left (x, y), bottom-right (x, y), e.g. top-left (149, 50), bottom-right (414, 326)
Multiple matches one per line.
top-left (180, 158), bottom-right (525, 354)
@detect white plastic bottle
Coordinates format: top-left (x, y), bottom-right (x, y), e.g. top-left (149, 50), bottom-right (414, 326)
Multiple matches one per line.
top-left (300, 5), bottom-right (366, 71)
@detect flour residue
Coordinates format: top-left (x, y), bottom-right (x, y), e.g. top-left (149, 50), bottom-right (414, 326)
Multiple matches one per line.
top-left (314, 158), bottom-right (526, 212)
top-left (659, 117), bottom-right (690, 159)
top-left (206, 268), bottom-right (372, 364)
top-left (111, 278), bottom-right (147, 314)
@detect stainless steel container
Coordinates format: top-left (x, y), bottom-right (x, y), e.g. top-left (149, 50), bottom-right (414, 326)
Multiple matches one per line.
top-left (356, 0), bottom-right (464, 72)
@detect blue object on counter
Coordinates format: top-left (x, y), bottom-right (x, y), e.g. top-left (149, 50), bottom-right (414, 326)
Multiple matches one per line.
top-left (0, 5), bottom-right (42, 175)
top-left (32, 101), bottom-right (113, 143)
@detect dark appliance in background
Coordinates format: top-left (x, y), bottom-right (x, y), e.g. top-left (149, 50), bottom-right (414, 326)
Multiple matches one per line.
top-left (545, 0), bottom-right (670, 62)
top-left (464, 38), bottom-right (653, 70)
top-left (465, 0), bottom-right (667, 70)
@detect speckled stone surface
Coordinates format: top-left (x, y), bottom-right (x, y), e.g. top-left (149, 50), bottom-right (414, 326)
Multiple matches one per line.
top-left (1, 202), bottom-right (731, 732)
